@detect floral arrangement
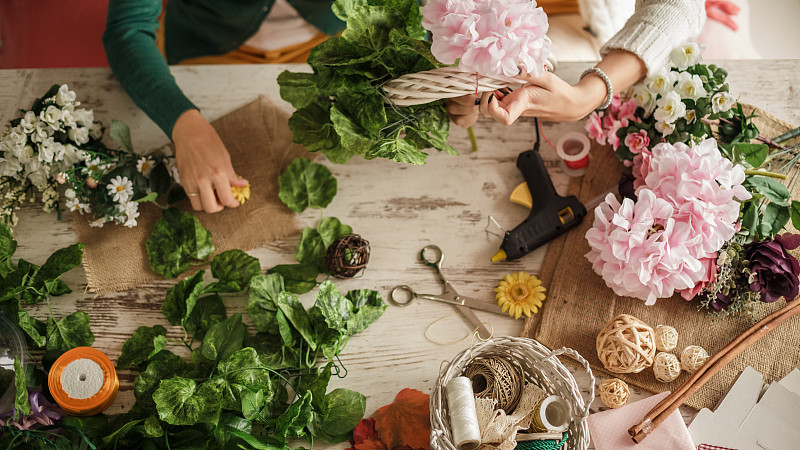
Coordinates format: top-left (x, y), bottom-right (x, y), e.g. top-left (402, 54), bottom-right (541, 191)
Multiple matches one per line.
top-left (422, 0), bottom-right (552, 78)
top-left (0, 84), bottom-right (177, 228)
top-left (584, 42), bottom-right (800, 316)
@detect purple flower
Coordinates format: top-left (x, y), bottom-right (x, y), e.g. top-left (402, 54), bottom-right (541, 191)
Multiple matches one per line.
top-left (710, 291), bottom-right (733, 311)
top-left (0, 391), bottom-right (63, 430)
top-left (744, 238), bottom-right (800, 303)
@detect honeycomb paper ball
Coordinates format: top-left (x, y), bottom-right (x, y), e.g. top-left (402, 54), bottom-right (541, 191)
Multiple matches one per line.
top-left (596, 314), bottom-right (656, 374)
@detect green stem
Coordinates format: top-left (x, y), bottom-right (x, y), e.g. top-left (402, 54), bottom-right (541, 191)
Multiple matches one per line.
top-left (745, 169), bottom-right (788, 180)
top-left (467, 126), bottom-right (479, 152)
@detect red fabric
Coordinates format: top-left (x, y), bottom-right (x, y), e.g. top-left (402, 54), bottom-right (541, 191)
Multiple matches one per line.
top-left (0, 0), bottom-right (110, 68)
top-left (705, 0), bottom-right (741, 32)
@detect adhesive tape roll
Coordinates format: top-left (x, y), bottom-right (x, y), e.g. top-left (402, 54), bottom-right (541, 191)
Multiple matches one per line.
top-left (445, 377), bottom-right (481, 450)
top-left (48, 347), bottom-right (119, 416)
top-left (555, 132), bottom-right (591, 170)
top-left (530, 395), bottom-right (571, 433)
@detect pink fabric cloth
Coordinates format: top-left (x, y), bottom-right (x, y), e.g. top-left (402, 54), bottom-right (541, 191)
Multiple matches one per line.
top-left (587, 392), bottom-right (695, 450)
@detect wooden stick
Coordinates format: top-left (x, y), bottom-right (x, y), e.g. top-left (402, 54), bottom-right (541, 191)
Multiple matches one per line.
top-left (628, 300), bottom-right (800, 443)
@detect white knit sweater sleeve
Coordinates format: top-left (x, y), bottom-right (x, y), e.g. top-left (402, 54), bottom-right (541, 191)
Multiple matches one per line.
top-left (600, 0), bottom-right (706, 76)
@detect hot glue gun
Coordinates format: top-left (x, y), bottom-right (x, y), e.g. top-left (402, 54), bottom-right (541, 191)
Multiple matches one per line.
top-left (491, 119), bottom-right (587, 262)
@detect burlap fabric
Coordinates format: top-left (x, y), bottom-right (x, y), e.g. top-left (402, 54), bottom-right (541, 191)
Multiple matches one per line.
top-left (74, 96), bottom-right (307, 294)
top-left (522, 105), bottom-right (799, 411)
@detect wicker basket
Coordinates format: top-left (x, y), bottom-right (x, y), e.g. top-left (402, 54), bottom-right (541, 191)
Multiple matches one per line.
top-left (430, 336), bottom-right (594, 450)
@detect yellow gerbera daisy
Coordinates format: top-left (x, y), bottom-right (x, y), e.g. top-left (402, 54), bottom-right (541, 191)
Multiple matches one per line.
top-left (495, 271), bottom-right (546, 319)
top-left (231, 183), bottom-right (251, 204)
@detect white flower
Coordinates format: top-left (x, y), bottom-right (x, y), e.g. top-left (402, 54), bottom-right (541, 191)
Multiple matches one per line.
top-left (165, 157), bottom-right (180, 185)
top-left (68, 127), bottom-right (90, 145)
top-left (136, 156), bottom-right (155, 177)
top-left (7, 127), bottom-right (27, 150)
top-left (89, 218), bottom-right (106, 228)
top-left (684, 109), bottom-right (697, 124)
top-left (121, 201), bottom-right (140, 227)
top-left (631, 85), bottom-right (656, 116)
top-left (653, 91), bottom-right (686, 125)
top-left (26, 167), bottom-right (48, 187)
top-left (59, 108), bottom-right (76, 128)
top-left (65, 188), bottom-right (76, 199)
top-left (89, 122), bottom-right (102, 140)
top-left (107, 175), bottom-right (134, 203)
top-left (0, 156), bottom-right (23, 178)
top-left (40, 105), bottom-right (62, 130)
top-left (30, 121), bottom-right (53, 144)
top-left (62, 143), bottom-right (81, 166)
top-left (17, 145), bottom-right (34, 164)
top-left (73, 108), bottom-right (94, 127)
top-left (55, 85), bottom-right (77, 106)
top-left (655, 120), bottom-right (675, 137)
top-left (65, 197), bottom-right (80, 212)
top-left (711, 91), bottom-right (736, 113)
top-left (676, 72), bottom-right (707, 101)
top-left (646, 68), bottom-right (676, 96)
top-left (670, 41), bottom-right (701, 70)
top-left (20, 111), bottom-right (37, 133)
top-left (39, 137), bottom-right (56, 163)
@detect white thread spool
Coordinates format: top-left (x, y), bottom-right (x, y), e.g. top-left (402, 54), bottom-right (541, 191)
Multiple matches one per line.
top-left (530, 395), bottom-right (571, 432)
top-left (445, 377), bottom-right (481, 450)
top-left (61, 358), bottom-right (104, 399)
top-left (555, 132), bottom-right (591, 176)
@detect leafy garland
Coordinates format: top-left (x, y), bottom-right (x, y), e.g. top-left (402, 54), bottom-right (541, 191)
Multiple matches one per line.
top-left (278, 0), bottom-right (456, 165)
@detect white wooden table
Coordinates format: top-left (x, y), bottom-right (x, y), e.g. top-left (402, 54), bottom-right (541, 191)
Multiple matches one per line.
top-left (2, 61), bottom-right (798, 447)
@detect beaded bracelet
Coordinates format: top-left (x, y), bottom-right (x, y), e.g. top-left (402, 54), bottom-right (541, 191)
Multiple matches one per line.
top-left (580, 67), bottom-right (613, 111)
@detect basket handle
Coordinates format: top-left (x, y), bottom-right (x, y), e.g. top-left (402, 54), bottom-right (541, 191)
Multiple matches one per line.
top-left (546, 347), bottom-right (595, 420)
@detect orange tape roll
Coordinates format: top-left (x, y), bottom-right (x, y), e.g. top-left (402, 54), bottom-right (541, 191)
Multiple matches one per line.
top-left (48, 347), bottom-right (119, 416)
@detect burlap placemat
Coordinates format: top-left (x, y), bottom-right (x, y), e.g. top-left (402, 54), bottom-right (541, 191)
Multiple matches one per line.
top-left (74, 96), bottom-right (307, 294)
top-left (522, 105), bottom-right (799, 411)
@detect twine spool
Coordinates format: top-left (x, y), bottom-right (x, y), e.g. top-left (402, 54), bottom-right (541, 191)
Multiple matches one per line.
top-left (596, 314), bottom-right (656, 374)
top-left (464, 356), bottom-right (523, 413)
top-left (653, 352), bottom-right (681, 383)
top-left (445, 377), bottom-right (481, 450)
top-left (529, 395), bottom-right (571, 433)
top-left (325, 234), bottom-right (370, 278)
top-left (680, 345), bottom-right (709, 373)
top-left (48, 347), bottom-right (118, 416)
top-left (598, 378), bottom-right (629, 409)
top-left (654, 325), bottom-right (678, 352)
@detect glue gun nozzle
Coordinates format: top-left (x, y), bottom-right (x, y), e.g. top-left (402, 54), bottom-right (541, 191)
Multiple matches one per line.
top-left (491, 250), bottom-right (507, 262)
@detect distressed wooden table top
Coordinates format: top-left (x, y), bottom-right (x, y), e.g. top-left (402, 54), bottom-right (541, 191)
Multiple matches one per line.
top-left (2, 61), bottom-right (798, 447)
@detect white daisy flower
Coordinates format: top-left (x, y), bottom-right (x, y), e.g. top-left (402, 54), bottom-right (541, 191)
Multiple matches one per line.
top-left (136, 156), bottom-right (155, 177)
top-left (107, 175), bottom-right (133, 203)
top-left (83, 157), bottom-right (102, 175)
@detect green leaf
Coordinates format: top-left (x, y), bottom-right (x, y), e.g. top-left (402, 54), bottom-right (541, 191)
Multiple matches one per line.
top-left (335, 79), bottom-right (387, 135)
top-left (277, 71), bottom-right (320, 110)
top-left (143, 415), bottom-right (164, 438)
top-left (213, 412), bottom-right (253, 446)
top-left (0, 222), bottom-right (17, 277)
top-left (275, 292), bottom-right (317, 350)
top-left (275, 391), bottom-right (313, 442)
top-left (295, 363), bottom-right (332, 412)
top-left (345, 289), bottom-right (387, 335)
top-left (735, 142), bottom-right (769, 167)
top-left (33, 242), bottom-right (84, 289)
top-left (247, 336), bottom-right (300, 370)
top-left (102, 419), bottom-right (143, 445)
top-left (247, 273), bottom-right (284, 333)
top-left (201, 313), bottom-right (245, 362)
top-left (241, 388), bottom-right (267, 421)
top-left (315, 280), bottom-right (352, 329)
top-left (210, 249), bottom-right (261, 291)
top-left (148, 161), bottom-right (172, 196)
top-left (267, 264), bottom-right (317, 294)
top-left (184, 294), bottom-right (227, 340)
top-left (288, 103), bottom-right (342, 154)
top-left (46, 311), bottom-right (94, 353)
top-left (17, 309), bottom-right (46, 348)
top-left (226, 428), bottom-right (284, 450)
top-left (117, 325), bottom-right (168, 369)
top-left (146, 207), bottom-right (215, 278)
top-left (110, 119), bottom-right (134, 152)
top-left (318, 388), bottom-right (366, 436)
top-left (369, 135), bottom-right (428, 165)
top-left (790, 200), bottom-right (800, 231)
top-left (162, 270), bottom-right (205, 327)
top-left (746, 176), bottom-right (791, 206)
top-left (332, 0), bottom-right (367, 21)
top-left (134, 352), bottom-right (187, 408)
top-left (135, 192), bottom-right (159, 204)
top-left (341, 6), bottom-right (402, 51)
top-left (760, 203), bottom-right (791, 238)
top-left (150, 335), bottom-right (168, 359)
top-left (278, 158), bottom-right (338, 213)
top-left (13, 357), bottom-right (30, 419)
top-left (154, 377), bottom-right (222, 426)
top-left (276, 309), bottom-right (296, 347)
top-left (296, 227), bottom-right (328, 273)
top-left (317, 217), bottom-right (353, 248)
top-left (215, 347), bottom-right (274, 411)
top-left (330, 104), bottom-right (375, 158)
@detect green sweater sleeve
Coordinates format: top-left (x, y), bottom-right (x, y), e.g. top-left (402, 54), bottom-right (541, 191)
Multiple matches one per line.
top-left (103, 0), bottom-right (197, 138)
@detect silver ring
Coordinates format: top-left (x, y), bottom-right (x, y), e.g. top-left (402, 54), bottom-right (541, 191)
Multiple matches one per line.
top-left (187, 192), bottom-right (199, 197)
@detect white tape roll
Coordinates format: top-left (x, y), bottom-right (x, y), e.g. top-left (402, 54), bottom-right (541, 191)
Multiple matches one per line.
top-left (60, 358), bottom-right (104, 400)
top-left (556, 132), bottom-right (591, 171)
top-left (445, 377), bottom-right (482, 450)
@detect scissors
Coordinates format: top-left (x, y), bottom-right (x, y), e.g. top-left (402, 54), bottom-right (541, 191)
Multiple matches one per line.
top-left (390, 245), bottom-right (501, 340)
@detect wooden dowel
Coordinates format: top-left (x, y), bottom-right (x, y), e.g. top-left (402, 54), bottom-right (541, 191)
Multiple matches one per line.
top-left (628, 300), bottom-right (800, 442)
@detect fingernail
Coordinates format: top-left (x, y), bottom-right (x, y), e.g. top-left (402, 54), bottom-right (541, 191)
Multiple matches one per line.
top-left (474, 98), bottom-right (480, 105)
top-left (488, 93), bottom-right (494, 103)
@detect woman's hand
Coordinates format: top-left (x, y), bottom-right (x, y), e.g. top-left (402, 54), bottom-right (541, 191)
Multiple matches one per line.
top-left (445, 93), bottom-right (480, 128)
top-left (171, 109), bottom-right (249, 213)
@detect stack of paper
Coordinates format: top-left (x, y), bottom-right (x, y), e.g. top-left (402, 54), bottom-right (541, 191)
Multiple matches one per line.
top-left (688, 367), bottom-right (800, 450)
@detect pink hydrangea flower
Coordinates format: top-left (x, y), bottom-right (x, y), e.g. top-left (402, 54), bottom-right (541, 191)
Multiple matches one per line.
top-left (583, 94), bottom-right (640, 152)
top-left (624, 130), bottom-right (650, 154)
top-left (585, 190), bottom-right (706, 305)
top-left (680, 255), bottom-right (717, 300)
top-left (422, 0), bottom-right (552, 77)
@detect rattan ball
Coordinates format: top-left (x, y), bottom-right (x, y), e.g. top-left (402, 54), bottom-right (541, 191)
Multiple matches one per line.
top-left (653, 352), bottom-right (681, 383)
top-left (680, 345), bottom-right (709, 373)
top-left (598, 378), bottom-right (629, 409)
top-left (464, 356), bottom-right (524, 413)
top-left (325, 234), bottom-right (370, 278)
top-left (596, 314), bottom-right (656, 374)
top-left (654, 325), bottom-right (678, 352)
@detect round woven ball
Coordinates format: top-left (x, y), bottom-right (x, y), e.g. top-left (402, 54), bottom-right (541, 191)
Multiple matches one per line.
top-left (654, 325), bottom-right (678, 352)
top-left (680, 345), bottom-right (709, 373)
top-left (464, 356), bottom-right (524, 413)
top-left (598, 378), bottom-right (629, 409)
top-left (596, 314), bottom-right (656, 374)
top-left (325, 234), bottom-right (370, 278)
top-left (653, 352), bottom-right (681, 383)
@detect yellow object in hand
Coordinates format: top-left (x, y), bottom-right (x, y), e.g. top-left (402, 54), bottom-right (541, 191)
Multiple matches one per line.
top-left (495, 271), bottom-right (546, 319)
top-left (231, 183), bottom-right (251, 204)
